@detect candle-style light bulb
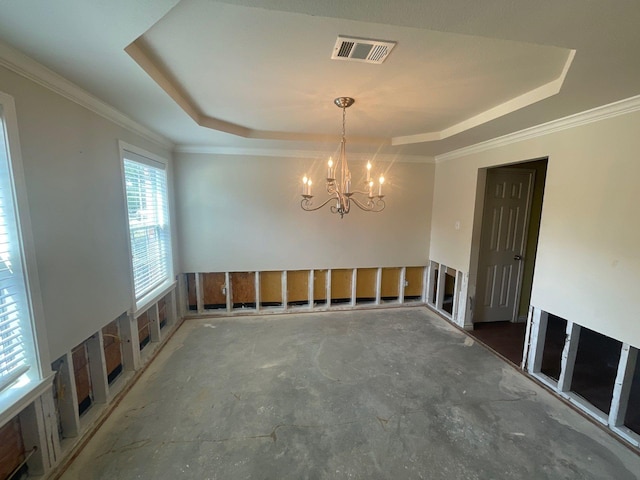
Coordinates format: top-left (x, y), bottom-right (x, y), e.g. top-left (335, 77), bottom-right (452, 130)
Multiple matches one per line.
top-left (328, 157), bottom-right (334, 179)
top-left (307, 179), bottom-right (312, 196)
top-left (302, 175), bottom-right (308, 195)
top-left (378, 175), bottom-right (385, 196)
top-left (366, 161), bottom-right (372, 182)
top-left (368, 180), bottom-right (374, 197)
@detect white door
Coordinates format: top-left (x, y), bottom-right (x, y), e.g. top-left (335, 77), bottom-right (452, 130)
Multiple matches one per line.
top-left (475, 168), bottom-right (534, 323)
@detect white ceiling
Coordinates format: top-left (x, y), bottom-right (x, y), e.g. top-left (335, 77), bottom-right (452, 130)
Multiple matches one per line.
top-left (0, 0), bottom-right (639, 158)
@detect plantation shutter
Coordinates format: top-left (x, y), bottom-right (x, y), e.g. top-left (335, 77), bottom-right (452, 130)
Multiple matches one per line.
top-left (0, 106), bottom-right (31, 392)
top-left (123, 153), bottom-right (171, 301)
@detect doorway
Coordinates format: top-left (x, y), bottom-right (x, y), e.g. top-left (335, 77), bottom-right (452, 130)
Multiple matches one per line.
top-left (468, 159), bottom-right (548, 365)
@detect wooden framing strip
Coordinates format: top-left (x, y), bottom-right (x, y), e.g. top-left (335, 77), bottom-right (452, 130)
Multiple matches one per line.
top-left (609, 344), bottom-right (638, 428)
top-left (557, 321), bottom-right (580, 393)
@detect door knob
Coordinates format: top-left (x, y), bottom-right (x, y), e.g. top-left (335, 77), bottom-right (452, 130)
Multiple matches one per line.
top-left (514, 254), bottom-right (523, 261)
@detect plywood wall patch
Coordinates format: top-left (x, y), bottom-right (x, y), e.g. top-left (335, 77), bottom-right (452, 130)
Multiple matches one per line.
top-left (260, 271), bottom-right (283, 307)
top-left (202, 272), bottom-right (227, 309)
top-left (331, 269), bottom-right (352, 304)
top-left (287, 270), bottom-right (310, 306)
top-left (232, 272), bottom-right (256, 309)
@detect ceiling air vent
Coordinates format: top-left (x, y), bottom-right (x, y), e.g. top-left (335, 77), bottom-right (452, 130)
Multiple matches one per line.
top-left (331, 36), bottom-right (396, 64)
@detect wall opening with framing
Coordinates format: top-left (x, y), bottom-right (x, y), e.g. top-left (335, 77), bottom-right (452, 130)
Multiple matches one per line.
top-left (330, 269), bottom-right (352, 305)
top-left (260, 271), bottom-right (283, 308)
top-left (231, 272), bottom-right (256, 309)
top-left (102, 320), bottom-right (123, 385)
top-left (540, 314), bottom-right (567, 382)
top-left (202, 272), bottom-right (226, 310)
top-left (355, 268), bottom-right (377, 305)
top-left (71, 341), bottom-right (93, 416)
top-left (0, 415), bottom-right (26, 479)
top-left (186, 273), bottom-right (197, 311)
top-left (624, 349), bottom-right (640, 435)
top-left (404, 266), bottom-right (424, 303)
top-left (380, 267), bottom-right (400, 303)
top-left (287, 270), bottom-right (309, 307)
top-left (313, 270), bottom-right (327, 306)
top-left (570, 326), bottom-right (622, 415)
top-left (137, 310), bottom-right (151, 351)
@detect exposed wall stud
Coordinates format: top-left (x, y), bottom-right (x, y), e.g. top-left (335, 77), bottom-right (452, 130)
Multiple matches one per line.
top-left (148, 304), bottom-right (161, 344)
top-left (51, 353), bottom-right (80, 438)
top-left (421, 266), bottom-right (429, 303)
top-left (282, 271), bottom-right (288, 310)
top-left (451, 271), bottom-right (461, 321)
top-left (609, 344), bottom-right (637, 428)
top-left (255, 272), bottom-right (261, 312)
top-left (308, 270), bottom-right (314, 308)
top-left (435, 263), bottom-right (446, 311)
top-left (195, 272), bottom-right (204, 314)
top-left (85, 333), bottom-right (108, 404)
top-left (118, 312), bottom-right (140, 372)
top-left (457, 272), bottom-right (472, 329)
top-left (398, 267), bottom-right (406, 304)
top-left (225, 272), bottom-right (232, 312)
top-left (527, 308), bottom-right (548, 375)
top-left (40, 390), bottom-right (61, 468)
top-left (350, 269), bottom-right (357, 307)
top-left (557, 321), bottom-right (580, 393)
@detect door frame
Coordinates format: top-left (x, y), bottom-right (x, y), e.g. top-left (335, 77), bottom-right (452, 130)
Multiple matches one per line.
top-left (467, 159), bottom-right (547, 326)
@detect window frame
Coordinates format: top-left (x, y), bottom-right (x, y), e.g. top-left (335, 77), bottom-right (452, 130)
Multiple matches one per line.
top-left (0, 91), bottom-right (50, 425)
top-left (119, 142), bottom-right (174, 313)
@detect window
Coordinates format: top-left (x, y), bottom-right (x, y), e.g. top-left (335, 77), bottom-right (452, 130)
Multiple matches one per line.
top-left (0, 94), bottom-right (38, 395)
top-left (122, 147), bottom-right (172, 306)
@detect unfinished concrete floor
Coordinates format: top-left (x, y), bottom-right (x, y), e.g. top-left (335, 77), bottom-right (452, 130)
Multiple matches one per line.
top-left (60, 308), bottom-right (640, 479)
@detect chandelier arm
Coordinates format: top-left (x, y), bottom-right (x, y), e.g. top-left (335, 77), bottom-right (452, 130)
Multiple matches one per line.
top-left (350, 196), bottom-right (386, 212)
top-left (299, 97), bottom-right (386, 217)
top-left (347, 189), bottom-right (372, 196)
top-left (301, 196), bottom-right (336, 212)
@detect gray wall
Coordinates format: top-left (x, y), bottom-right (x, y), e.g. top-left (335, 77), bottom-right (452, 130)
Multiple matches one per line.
top-left (175, 153), bottom-right (435, 272)
top-left (430, 109), bottom-right (640, 348)
top-left (0, 65), bottom-right (173, 360)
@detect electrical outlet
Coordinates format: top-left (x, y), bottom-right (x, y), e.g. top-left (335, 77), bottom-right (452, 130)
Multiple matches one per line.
top-left (404, 280), bottom-right (409, 287)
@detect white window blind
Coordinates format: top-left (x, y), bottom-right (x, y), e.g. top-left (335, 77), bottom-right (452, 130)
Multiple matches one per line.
top-left (0, 105), bottom-right (32, 392)
top-left (123, 153), bottom-right (171, 302)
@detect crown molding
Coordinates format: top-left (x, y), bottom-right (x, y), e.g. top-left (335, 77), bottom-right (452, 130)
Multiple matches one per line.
top-left (435, 94), bottom-right (640, 163)
top-left (175, 145), bottom-right (435, 164)
top-left (0, 41), bottom-right (174, 151)
top-left (392, 50), bottom-right (575, 146)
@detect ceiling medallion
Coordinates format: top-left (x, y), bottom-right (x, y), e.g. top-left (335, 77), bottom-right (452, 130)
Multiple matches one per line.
top-left (300, 97), bottom-right (386, 218)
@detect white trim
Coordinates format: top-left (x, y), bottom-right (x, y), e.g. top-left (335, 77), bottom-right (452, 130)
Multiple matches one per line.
top-left (133, 281), bottom-right (178, 318)
top-left (118, 141), bottom-right (174, 311)
top-left (0, 91), bottom-right (51, 396)
top-left (436, 94), bottom-right (640, 162)
top-left (0, 41), bottom-right (173, 151)
top-left (174, 145), bottom-right (435, 164)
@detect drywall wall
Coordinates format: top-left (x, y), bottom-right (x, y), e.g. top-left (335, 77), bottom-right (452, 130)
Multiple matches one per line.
top-left (175, 153), bottom-right (434, 272)
top-left (430, 108), bottom-right (640, 348)
top-left (0, 65), bottom-right (174, 360)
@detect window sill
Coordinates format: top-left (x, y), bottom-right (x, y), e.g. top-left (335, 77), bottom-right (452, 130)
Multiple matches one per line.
top-left (0, 373), bottom-right (54, 427)
top-left (134, 279), bottom-right (177, 316)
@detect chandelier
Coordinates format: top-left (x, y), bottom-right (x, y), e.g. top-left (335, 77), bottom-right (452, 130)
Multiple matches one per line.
top-left (300, 97), bottom-right (386, 218)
